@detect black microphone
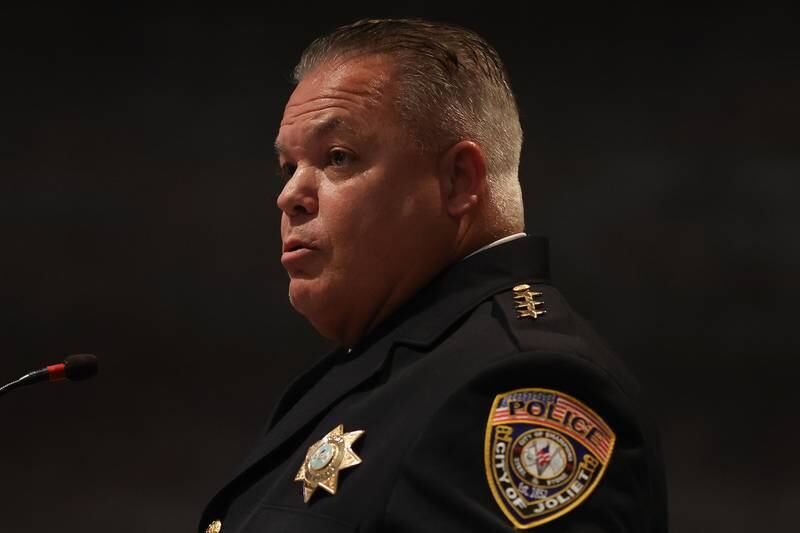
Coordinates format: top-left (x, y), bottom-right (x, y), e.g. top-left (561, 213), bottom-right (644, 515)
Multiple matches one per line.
top-left (0, 354), bottom-right (98, 398)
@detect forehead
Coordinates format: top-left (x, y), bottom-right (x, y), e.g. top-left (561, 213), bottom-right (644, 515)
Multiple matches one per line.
top-left (276, 55), bottom-right (396, 149)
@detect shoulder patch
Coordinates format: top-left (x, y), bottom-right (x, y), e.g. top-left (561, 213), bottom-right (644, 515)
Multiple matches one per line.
top-left (484, 388), bottom-right (615, 529)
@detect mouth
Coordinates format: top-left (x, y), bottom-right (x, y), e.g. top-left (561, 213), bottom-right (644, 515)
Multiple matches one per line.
top-left (281, 238), bottom-right (318, 267)
top-left (282, 238), bottom-right (316, 254)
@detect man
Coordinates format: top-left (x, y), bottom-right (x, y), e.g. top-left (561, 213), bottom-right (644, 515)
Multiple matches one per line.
top-left (200, 18), bottom-right (667, 532)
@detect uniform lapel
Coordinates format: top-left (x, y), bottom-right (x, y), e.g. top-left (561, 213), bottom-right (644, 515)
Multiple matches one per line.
top-left (244, 334), bottom-right (396, 468)
top-left (200, 334), bottom-right (399, 529)
top-left (211, 319), bottom-right (404, 511)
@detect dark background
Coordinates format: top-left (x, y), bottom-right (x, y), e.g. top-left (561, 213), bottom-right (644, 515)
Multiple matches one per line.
top-left (1, 5), bottom-right (797, 532)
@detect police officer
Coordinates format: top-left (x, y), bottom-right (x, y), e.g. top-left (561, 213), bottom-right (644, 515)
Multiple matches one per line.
top-left (199, 18), bottom-right (667, 532)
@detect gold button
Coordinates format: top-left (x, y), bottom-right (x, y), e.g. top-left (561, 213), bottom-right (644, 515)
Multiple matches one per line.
top-left (206, 520), bottom-right (222, 533)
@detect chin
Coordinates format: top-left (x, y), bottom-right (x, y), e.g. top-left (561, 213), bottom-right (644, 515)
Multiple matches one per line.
top-left (288, 279), bottom-right (342, 339)
top-left (287, 279), bottom-right (315, 314)
top-left (289, 279), bottom-right (331, 320)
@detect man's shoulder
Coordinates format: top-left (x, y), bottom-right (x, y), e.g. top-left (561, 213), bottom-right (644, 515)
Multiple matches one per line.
top-left (438, 282), bottom-right (640, 398)
top-left (386, 284), bottom-right (667, 532)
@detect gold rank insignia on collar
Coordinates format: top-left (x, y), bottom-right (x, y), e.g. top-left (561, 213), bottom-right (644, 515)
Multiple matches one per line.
top-left (295, 424), bottom-right (365, 503)
top-left (512, 284), bottom-right (546, 319)
top-left (205, 519), bottom-right (222, 533)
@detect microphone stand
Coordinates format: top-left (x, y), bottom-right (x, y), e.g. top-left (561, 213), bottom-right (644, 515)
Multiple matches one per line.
top-left (0, 369), bottom-right (49, 398)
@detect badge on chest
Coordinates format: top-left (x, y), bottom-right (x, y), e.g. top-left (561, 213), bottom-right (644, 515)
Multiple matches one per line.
top-left (295, 424), bottom-right (365, 503)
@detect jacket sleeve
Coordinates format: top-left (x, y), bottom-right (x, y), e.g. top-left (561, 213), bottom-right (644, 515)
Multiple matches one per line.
top-left (379, 349), bottom-right (666, 533)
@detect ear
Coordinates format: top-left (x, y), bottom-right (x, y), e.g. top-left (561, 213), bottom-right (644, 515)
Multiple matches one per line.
top-left (437, 140), bottom-right (488, 218)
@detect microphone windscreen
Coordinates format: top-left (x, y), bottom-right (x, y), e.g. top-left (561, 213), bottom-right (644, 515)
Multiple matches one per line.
top-left (63, 354), bottom-right (98, 381)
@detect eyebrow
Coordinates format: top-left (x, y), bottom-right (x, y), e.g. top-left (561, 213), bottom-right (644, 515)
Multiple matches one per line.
top-left (274, 116), bottom-right (361, 156)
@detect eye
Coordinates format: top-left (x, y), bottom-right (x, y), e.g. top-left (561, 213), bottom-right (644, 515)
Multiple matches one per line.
top-left (279, 162), bottom-right (297, 179)
top-left (329, 148), bottom-right (351, 167)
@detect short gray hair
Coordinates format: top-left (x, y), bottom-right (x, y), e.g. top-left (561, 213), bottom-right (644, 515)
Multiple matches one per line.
top-left (293, 18), bottom-right (525, 232)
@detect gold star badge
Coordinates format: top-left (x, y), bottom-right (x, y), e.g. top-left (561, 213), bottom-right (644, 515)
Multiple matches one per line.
top-left (295, 424), bottom-right (365, 503)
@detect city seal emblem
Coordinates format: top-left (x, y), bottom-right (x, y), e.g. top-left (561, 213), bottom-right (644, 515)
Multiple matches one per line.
top-left (484, 388), bottom-right (616, 529)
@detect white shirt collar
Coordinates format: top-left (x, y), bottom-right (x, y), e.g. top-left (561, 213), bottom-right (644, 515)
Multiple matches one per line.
top-left (462, 232), bottom-right (527, 261)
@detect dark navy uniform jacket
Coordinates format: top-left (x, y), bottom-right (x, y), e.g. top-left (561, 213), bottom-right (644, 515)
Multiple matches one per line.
top-left (199, 236), bottom-right (667, 532)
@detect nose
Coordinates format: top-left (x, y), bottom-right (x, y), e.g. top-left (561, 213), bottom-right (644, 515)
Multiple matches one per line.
top-left (277, 166), bottom-right (318, 218)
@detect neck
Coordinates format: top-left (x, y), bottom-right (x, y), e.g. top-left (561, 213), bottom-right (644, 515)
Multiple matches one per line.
top-left (335, 249), bottom-right (454, 348)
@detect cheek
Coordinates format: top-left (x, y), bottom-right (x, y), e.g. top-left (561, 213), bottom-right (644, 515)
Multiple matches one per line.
top-left (325, 213), bottom-right (377, 271)
top-left (280, 213), bottom-right (289, 238)
top-left (318, 165), bottom-right (440, 265)
top-left (319, 208), bottom-right (392, 283)
top-left (321, 183), bottom-right (386, 242)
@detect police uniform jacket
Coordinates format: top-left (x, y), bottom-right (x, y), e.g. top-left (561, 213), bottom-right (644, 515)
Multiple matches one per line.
top-left (199, 235), bottom-right (668, 532)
